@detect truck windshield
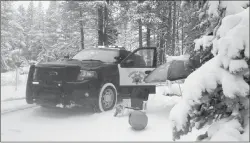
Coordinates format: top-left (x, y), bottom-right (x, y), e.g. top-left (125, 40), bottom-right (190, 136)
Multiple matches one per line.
top-left (72, 49), bottom-right (119, 63)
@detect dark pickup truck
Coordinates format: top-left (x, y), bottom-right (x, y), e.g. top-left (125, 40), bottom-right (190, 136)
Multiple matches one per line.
top-left (26, 46), bottom-right (157, 112)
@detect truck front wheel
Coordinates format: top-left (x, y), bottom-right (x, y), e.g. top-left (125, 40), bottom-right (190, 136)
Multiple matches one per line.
top-left (96, 83), bottom-right (117, 112)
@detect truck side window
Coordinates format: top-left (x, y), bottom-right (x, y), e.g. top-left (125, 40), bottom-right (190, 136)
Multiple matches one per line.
top-left (129, 49), bottom-right (154, 67)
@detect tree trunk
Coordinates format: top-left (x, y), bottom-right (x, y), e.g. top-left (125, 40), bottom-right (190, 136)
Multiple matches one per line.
top-left (124, 23), bottom-right (127, 47)
top-left (156, 33), bottom-right (161, 65)
top-left (167, 1), bottom-right (172, 56)
top-left (172, 1), bottom-right (176, 56)
top-left (153, 29), bottom-right (156, 47)
top-left (160, 31), bottom-right (165, 64)
top-left (103, 4), bottom-right (108, 46)
top-left (181, 11), bottom-right (184, 55)
top-left (176, 7), bottom-right (180, 55)
top-left (146, 26), bottom-right (150, 47)
top-left (146, 26), bottom-right (151, 65)
top-left (139, 19), bottom-right (142, 49)
top-left (98, 5), bottom-right (104, 46)
top-left (138, 0), bottom-right (144, 50)
top-left (79, 9), bottom-right (84, 49)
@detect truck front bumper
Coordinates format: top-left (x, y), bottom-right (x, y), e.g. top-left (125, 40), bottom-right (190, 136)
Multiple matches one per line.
top-left (30, 79), bottom-right (101, 107)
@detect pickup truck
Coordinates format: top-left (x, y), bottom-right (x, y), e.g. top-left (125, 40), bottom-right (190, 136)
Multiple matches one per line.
top-left (26, 46), bottom-right (157, 112)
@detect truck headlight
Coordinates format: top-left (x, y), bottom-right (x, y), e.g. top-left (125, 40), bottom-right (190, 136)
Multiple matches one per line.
top-left (77, 70), bottom-right (97, 80)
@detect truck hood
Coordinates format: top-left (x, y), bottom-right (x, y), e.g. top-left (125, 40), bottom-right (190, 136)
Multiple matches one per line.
top-left (36, 59), bottom-right (111, 70)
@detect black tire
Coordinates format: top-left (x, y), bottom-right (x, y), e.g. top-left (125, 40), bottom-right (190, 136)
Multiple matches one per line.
top-left (26, 97), bottom-right (33, 104)
top-left (26, 65), bottom-right (35, 104)
top-left (96, 83), bottom-right (118, 112)
top-left (26, 83), bottom-right (33, 104)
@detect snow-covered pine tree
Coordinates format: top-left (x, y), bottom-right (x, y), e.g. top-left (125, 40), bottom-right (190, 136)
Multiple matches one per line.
top-left (169, 1), bottom-right (249, 141)
top-left (38, 1), bottom-right (60, 62)
top-left (15, 5), bottom-right (29, 61)
top-left (114, 1), bottom-right (139, 51)
top-left (180, 1), bottom-right (210, 56)
top-left (1, 1), bottom-right (26, 71)
top-left (50, 1), bottom-right (99, 60)
top-left (30, 2), bottom-right (45, 61)
top-left (25, 1), bottom-right (40, 61)
top-left (52, 1), bottom-right (82, 59)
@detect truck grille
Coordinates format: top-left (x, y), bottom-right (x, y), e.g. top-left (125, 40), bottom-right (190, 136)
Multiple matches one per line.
top-left (33, 66), bottom-right (80, 82)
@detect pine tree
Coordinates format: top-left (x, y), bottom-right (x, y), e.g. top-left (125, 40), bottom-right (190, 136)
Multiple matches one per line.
top-left (40, 1), bottom-right (60, 62)
top-left (25, 1), bottom-right (37, 60)
top-left (170, 1), bottom-right (249, 141)
top-left (32, 2), bottom-right (45, 61)
top-left (1, 1), bottom-right (25, 71)
top-left (97, 1), bottom-right (118, 46)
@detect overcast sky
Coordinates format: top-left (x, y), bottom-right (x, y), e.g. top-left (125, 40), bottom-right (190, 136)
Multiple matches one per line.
top-left (13, 1), bottom-right (50, 10)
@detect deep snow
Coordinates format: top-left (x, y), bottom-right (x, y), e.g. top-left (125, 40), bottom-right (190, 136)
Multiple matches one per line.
top-left (1, 88), bottom-right (202, 141)
top-left (1, 68), bottom-right (195, 141)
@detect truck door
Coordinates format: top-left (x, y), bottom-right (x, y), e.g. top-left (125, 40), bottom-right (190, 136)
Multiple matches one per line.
top-left (118, 47), bottom-right (157, 86)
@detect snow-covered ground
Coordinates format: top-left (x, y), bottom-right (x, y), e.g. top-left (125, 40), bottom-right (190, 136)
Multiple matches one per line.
top-left (1, 85), bottom-right (26, 101)
top-left (1, 67), bottom-right (28, 102)
top-left (1, 99), bottom-right (36, 114)
top-left (1, 67), bottom-right (32, 113)
top-left (2, 68), bottom-right (200, 141)
top-left (1, 90), bottom-right (206, 141)
top-left (0, 67), bottom-right (209, 141)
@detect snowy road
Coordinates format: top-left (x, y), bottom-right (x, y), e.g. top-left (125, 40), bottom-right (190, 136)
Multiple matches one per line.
top-left (1, 95), bottom-right (188, 141)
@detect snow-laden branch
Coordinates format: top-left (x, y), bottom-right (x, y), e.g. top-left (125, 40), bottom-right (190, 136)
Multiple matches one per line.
top-left (169, 5), bottom-right (249, 141)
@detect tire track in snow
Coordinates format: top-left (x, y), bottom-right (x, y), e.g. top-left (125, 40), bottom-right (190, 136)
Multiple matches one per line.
top-left (1, 105), bottom-right (37, 115)
top-left (2, 97), bottom-right (25, 102)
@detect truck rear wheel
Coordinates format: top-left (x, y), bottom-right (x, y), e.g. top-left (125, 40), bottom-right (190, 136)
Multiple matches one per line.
top-left (96, 83), bottom-right (117, 112)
